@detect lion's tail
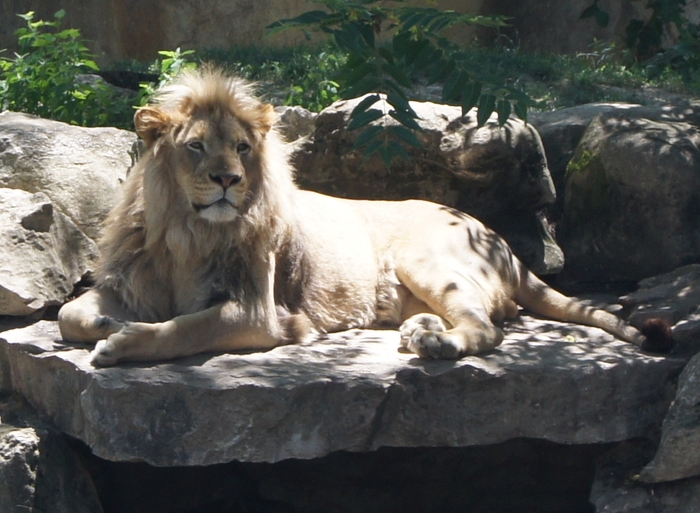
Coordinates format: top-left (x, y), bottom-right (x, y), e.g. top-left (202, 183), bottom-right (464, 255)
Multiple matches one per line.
top-left (277, 306), bottom-right (313, 345)
top-left (514, 269), bottom-right (674, 353)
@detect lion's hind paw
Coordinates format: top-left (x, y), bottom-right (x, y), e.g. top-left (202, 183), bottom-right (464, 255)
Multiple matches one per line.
top-left (400, 314), bottom-right (462, 359)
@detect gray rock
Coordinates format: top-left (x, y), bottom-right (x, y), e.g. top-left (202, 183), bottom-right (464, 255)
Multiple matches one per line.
top-left (532, 102), bottom-right (648, 218)
top-left (591, 440), bottom-right (700, 513)
top-left (0, 111), bottom-right (135, 239)
top-left (275, 105), bottom-right (317, 142)
top-left (0, 189), bottom-right (99, 316)
top-left (0, 425), bottom-right (38, 512)
top-left (0, 394), bottom-right (103, 513)
top-left (0, 319), bottom-right (685, 467)
top-left (292, 95), bottom-right (562, 274)
top-left (619, 264), bottom-right (700, 354)
top-left (640, 352), bottom-right (700, 483)
top-left (532, 101), bottom-right (700, 220)
top-left (558, 112), bottom-right (700, 284)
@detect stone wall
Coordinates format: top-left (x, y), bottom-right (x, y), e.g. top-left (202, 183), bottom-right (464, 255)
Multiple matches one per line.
top-left (0, 0), bottom-right (685, 65)
top-left (1, 0), bottom-right (485, 64)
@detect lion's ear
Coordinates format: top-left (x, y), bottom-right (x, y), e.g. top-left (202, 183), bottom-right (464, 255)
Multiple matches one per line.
top-left (256, 103), bottom-right (278, 136)
top-left (134, 107), bottom-right (170, 147)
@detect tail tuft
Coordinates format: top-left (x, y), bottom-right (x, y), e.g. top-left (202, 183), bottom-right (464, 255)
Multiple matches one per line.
top-left (639, 318), bottom-right (675, 354)
top-left (277, 306), bottom-right (312, 345)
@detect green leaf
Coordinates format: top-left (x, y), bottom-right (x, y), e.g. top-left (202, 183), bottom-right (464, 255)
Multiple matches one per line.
top-left (496, 98), bottom-right (511, 125)
top-left (392, 31), bottom-right (413, 59)
top-left (388, 124), bottom-right (422, 148)
top-left (341, 75), bottom-right (382, 99)
top-left (377, 47), bottom-right (394, 64)
top-left (399, 37), bottom-right (430, 65)
top-left (337, 61), bottom-right (373, 86)
top-left (441, 70), bottom-right (467, 103)
top-left (514, 99), bottom-right (528, 122)
top-left (401, 11), bottom-right (430, 31)
top-left (413, 46), bottom-right (442, 70)
top-left (387, 140), bottom-right (411, 163)
top-left (353, 124), bottom-right (384, 149)
top-left (380, 61), bottom-right (411, 88)
top-left (350, 93), bottom-right (382, 117)
top-left (57, 28), bottom-right (80, 39)
top-left (82, 59), bottom-right (99, 71)
top-left (378, 144), bottom-right (394, 168)
top-left (347, 107), bottom-right (384, 130)
top-left (385, 91), bottom-right (413, 115)
top-left (427, 56), bottom-right (455, 85)
top-left (266, 10), bottom-right (331, 37)
top-left (477, 93), bottom-right (496, 126)
top-left (389, 108), bottom-right (422, 131)
top-left (427, 15), bottom-right (455, 34)
top-left (460, 81), bottom-right (482, 116)
top-left (362, 137), bottom-right (386, 160)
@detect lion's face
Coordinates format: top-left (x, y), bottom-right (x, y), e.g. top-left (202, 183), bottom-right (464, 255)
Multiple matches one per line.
top-left (134, 70), bottom-right (278, 225)
top-left (170, 111), bottom-right (255, 223)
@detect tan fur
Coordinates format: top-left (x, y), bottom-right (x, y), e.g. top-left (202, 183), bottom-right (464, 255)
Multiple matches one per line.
top-left (58, 67), bottom-right (646, 366)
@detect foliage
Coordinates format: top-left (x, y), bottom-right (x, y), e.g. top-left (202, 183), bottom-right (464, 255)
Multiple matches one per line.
top-left (267, 0), bottom-right (535, 166)
top-left (201, 45), bottom-right (344, 111)
top-left (581, 0), bottom-right (700, 73)
top-left (136, 48), bottom-right (197, 106)
top-left (0, 10), bottom-right (132, 127)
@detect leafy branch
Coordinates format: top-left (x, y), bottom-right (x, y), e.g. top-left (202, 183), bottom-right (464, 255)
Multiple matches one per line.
top-left (267, 0), bottom-right (535, 166)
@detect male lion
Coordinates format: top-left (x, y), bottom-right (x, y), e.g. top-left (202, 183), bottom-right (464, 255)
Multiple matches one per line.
top-left (58, 67), bottom-right (671, 366)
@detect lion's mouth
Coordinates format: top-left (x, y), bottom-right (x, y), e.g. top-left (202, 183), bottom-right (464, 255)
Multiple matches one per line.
top-left (192, 197), bottom-right (237, 212)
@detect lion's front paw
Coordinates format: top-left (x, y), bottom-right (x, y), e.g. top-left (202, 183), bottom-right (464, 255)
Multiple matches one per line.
top-left (90, 322), bottom-right (159, 367)
top-left (400, 314), bottom-right (461, 359)
top-left (91, 339), bottom-right (119, 367)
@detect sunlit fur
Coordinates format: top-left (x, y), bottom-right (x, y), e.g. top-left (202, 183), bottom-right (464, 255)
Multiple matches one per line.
top-left (95, 67), bottom-right (296, 322)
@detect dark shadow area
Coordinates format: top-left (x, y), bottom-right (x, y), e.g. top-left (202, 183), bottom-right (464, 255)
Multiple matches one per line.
top-left (66, 434), bottom-right (610, 513)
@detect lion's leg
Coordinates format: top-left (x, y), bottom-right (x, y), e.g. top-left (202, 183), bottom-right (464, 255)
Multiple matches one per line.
top-left (90, 301), bottom-right (307, 366)
top-left (58, 288), bottom-right (134, 344)
top-left (400, 311), bottom-right (503, 359)
top-left (397, 272), bottom-right (505, 359)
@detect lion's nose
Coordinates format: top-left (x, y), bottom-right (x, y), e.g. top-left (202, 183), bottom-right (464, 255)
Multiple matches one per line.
top-left (209, 173), bottom-right (243, 189)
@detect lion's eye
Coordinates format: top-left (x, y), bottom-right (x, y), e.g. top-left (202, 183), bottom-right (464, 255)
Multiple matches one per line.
top-left (236, 142), bottom-right (251, 154)
top-left (187, 141), bottom-right (205, 152)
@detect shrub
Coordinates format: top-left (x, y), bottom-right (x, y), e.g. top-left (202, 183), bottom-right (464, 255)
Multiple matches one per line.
top-left (0, 10), bottom-right (132, 127)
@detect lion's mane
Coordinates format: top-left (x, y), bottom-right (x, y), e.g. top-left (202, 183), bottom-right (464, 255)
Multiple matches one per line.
top-left (94, 67), bottom-right (298, 322)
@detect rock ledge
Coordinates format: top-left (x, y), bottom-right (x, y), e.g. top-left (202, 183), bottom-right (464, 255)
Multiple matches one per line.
top-left (0, 319), bottom-right (686, 467)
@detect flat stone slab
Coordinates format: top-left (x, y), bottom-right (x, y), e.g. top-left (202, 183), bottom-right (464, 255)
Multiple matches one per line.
top-left (0, 319), bottom-right (687, 466)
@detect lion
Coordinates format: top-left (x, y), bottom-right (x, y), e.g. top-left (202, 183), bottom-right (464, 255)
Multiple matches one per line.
top-left (57, 66), bottom-right (672, 366)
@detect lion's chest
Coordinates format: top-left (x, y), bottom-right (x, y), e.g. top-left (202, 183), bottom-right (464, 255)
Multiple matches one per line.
top-left (167, 253), bottom-right (253, 317)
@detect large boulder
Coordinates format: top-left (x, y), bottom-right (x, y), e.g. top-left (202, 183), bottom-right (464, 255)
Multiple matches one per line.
top-left (640, 352), bottom-right (700, 483)
top-left (0, 394), bottom-right (102, 513)
top-left (0, 426), bottom-right (38, 512)
top-left (531, 102), bottom-right (652, 220)
top-left (558, 111), bottom-right (700, 284)
top-left (590, 440), bottom-right (700, 513)
top-left (617, 264), bottom-right (700, 354)
top-left (0, 319), bottom-right (685, 467)
top-left (531, 101), bottom-right (700, 221)
top-left (0, 111), bottom-right (135, 240)
top-left (0, 189), bottom-right (98, 316)
top-left (293, 96), bottom-right (563, 274)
